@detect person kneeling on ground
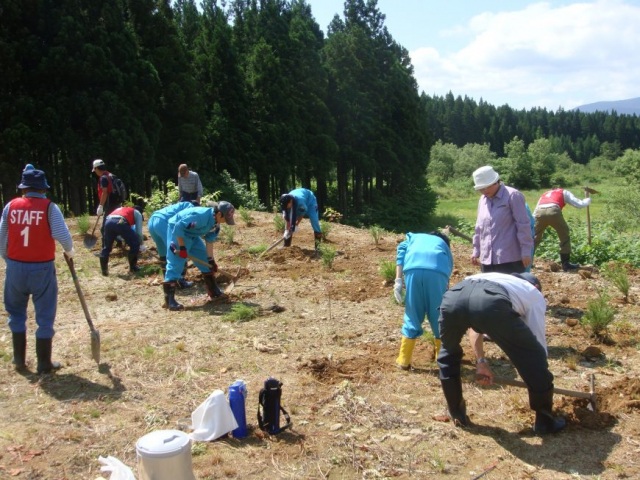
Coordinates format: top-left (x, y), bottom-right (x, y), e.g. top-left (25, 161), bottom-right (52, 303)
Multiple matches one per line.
top-left (437, 271), bottom-right (566, 435)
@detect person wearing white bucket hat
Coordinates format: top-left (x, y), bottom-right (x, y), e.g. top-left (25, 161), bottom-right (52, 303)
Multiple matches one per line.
top-left (471, 166), bottom-right (533, 274)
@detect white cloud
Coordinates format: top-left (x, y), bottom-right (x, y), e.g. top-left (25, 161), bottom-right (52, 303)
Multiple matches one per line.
top-left (411, 0), bottom-right (640, 110)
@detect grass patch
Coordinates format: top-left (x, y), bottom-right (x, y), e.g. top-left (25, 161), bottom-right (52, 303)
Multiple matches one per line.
top-left (378, 260), bottom-right (395, 282)
top-left (246, 244), bottom-right (267, 255)
top-left (222, 303), bottom-right (259, 323)
top-left (76, 214), bottom-right (91, 235)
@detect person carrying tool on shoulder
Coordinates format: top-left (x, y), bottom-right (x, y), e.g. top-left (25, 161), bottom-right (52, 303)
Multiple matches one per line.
top-left (99, 206), bottom-right (144, 276)
top-left (437, 271), bottom-right (566, 435)
top-left (533, 188), bottom-right (591, 271)
top-left (162, 201), bottom-right (235, 311)
top-left (394, 231), bottom-right (453, 369)
top-left (0, 168), bottom-right (74, 374)
top-left (148, 201), bottom-right (196, 289)
top-left (280, 188), bottom-right (322, 251)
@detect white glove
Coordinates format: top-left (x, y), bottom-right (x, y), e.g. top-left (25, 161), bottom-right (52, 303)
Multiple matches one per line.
top-left (96, 205), bottom-right (104, 216)
top-left (283, 230), bottom-right (292, 240)
top-left (584, 197), bottom-right (592, 206)
top-left (98, 456), bottom-right (135, 480)
top-left (393, 278), bottom-right (403, 304)
top-left (64, 248), bottom-right (75, 258)
top-left (139, 244), bottom-right (148, 253)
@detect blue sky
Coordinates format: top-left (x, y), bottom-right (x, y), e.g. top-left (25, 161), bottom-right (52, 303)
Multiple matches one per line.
top-left (305, 0), bottom-right (640, 111)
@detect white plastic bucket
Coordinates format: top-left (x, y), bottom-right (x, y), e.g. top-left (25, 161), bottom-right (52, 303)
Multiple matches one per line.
top-left (136, 429), bottom-right (196, 480)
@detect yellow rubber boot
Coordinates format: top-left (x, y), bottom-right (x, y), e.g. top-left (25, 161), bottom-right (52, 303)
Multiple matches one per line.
top-left (433, 338), bottom-right (442, 362)
top-left (396, 337), bottom-right (417, 370)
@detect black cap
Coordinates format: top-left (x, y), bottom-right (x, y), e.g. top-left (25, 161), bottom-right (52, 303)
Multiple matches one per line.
top-left (280, 194), bottom-right (293, 212)
top-left (512, 272), bottom-right (542, 292)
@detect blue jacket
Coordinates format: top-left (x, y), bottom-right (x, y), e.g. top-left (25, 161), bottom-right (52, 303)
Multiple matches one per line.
top-left (396, 233), bottom-right (454, 277)
top-left (150, 201), bottom-right (194, 222)
top-left (286, 188), bottom-right (321, 233)
top-left (168, 206), bottom-right (219, 243)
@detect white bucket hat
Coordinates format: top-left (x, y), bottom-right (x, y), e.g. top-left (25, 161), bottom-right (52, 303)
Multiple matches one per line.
top-left (473, 166), bottom-right (500, 190)
top-left (190, 390), bottom-right (238, 442)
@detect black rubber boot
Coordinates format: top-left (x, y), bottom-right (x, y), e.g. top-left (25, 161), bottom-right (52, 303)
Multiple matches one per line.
top-left (177, 277), bottom-right (194, 289)
top-left (560, 253), bottom-right (579, 272)
top-left (202, 273), bottom-right (223, 298)
top-left (100, 257), bottom-right (109, 276)
top-left (36, 338), bottom-right (61, 374)
top-left (163, 282), bottom-right (184, 311)
top-left (128, 252), bottom-right (140, 272)
top-left (529, 388), bottom-right (567, 435)
top-left (12, 332), bottom-right (27, 371)
top-left (284, 236), bottom-right (292, 247)
top-left (440, 377), bottom-right (469, 427)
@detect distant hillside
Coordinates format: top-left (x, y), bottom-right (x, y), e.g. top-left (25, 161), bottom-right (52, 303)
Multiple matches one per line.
top-left (574, 97), bottom-right (640, 116)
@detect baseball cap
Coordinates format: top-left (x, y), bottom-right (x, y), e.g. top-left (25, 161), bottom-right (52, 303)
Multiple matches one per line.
top-left (92, 159), bottom-right (105, 172)
top-left (512, 272), bottom-right (542, 292)
top-left (216, 201), bottom-right (236, 225)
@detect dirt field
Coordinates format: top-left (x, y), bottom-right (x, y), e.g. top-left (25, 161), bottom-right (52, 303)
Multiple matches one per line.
top-left (1, 210), bottom-right (639, 479)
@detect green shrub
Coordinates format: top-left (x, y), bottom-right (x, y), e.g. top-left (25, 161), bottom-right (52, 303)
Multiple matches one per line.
top-left (602, 262), bottom-right (630, 302)
top-left (222, 303), bottom-right (259, 323)
top-left (215, 170), bottom-right (266, 211)
top-left (247, 244), bottom-right (267, 255)
top-left (580, 290), bottom-right (616, 339)
top-left (319, 244), bottom-right (337, 269)
top-left (132, 180), bottom-right (180, 216)
top-left (76, 214), bottom-right (91, 235)
top-left (378, 260), bottom-right (396, 282)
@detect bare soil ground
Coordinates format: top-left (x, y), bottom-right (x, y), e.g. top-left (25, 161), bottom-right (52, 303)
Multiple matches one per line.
top-left (1, 210), bottom-right (639, 479)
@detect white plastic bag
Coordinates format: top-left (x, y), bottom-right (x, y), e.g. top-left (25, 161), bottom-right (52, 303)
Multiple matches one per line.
top-left (98, 456), bottom-right (135, 480)
top-left (191, 389), bottom-right (238, 441)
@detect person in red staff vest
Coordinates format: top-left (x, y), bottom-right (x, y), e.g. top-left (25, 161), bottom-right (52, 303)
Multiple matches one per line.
top-left (0, 168), bottom-right (74, 374)
top-left (99, 206), bottom-right (144, 276)
top-left (533, 188), bottom-right (592, 271)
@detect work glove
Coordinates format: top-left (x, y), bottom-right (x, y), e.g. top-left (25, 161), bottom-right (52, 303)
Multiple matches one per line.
top-left (178, 246), bottom-right (188, 259)
top-left (393, 278), bottom-right (403, 304)
top-left (584, 197), bottom-right (592, 206)
top-left (283, 230), bottom-right (292, 240)
top-left (208, 257), bottom-right (218, 272)
top-left (98, 455), bottom-right (135, 480)
top-left (64, 248), bottom-right (75, 258)
top-left (96, 205), bottom-right (104, 216)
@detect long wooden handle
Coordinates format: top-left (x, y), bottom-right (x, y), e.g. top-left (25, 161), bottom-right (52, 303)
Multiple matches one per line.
top-left (259, 237), bottom-right (285, 258)
top-left (584, 188), bottom-right (592, 245)
top-left (90, 215), bottom-right (102, 236)
top-left (64, 254), bottom-right (97, 333)
top-left (493, 376), bottom-right (595, 401)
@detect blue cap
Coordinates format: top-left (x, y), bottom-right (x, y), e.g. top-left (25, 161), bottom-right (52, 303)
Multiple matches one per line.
top-left (23, 164), bottom-right (35, 172)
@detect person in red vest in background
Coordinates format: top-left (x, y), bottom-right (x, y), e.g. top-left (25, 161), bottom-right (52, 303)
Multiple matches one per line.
top-left (99, 206), bottom-right (144, 276)
top-left (533, 188), bottom-right (592, 271)
top-left (0, 168), bottom-right (74, 374)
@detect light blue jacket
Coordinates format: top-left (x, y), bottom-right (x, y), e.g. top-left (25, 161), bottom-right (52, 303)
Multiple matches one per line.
top-left (169, 206), bottom-right (219, 243)
top-left (286, 188), bottom-right (321, 233)
top-left (396, 233), bottom-right (453, 277)
top-left (150, 201), bottom-right (194, 222)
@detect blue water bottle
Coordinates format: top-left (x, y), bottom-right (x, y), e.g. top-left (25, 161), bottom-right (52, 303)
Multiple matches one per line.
top-left (228, 380), bottom-right (248, 438)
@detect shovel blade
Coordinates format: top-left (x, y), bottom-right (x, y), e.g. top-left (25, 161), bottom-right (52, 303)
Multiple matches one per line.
top-left (91, 329), bottom-right (101, 364)
top-left (83, 234), bottom-right (98, 249)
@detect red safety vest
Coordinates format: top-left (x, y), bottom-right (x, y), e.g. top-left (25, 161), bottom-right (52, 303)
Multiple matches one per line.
top-left (7, 197), bottom-right (55, 262)
top-left (109, 206), bottom-right (135, 226)
top-left (97, 171), bottom-right (113, 200)
top-left (538, 189), bottom-right (566, 209)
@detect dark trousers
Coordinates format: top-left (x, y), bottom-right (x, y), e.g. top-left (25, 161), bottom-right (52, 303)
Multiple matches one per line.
top-left (100, 217), bottom-right (140, 258)
top-left (180, 192), bottom-right (199, 204)
top-left (437, 279), bottom-right (553, 394)
top-left (481, 260), bottom-right (525, 274)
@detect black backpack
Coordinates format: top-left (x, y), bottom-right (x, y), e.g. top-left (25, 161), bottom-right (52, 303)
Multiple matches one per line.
top-left (109, 174), bottom-right (128, 203)
top-left (257, 377), bottom-right (291, 435)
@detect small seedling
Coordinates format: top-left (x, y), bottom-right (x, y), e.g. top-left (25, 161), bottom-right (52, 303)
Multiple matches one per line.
top-left (378, 260), bottom-right (396, 282)
top-left (369, 225), bottom-right (384, 245)
top-left (220, 225), bottom-right (234, 244)
top-left (77, 214), bottom-right (91, 235)
top-left (602, 262), bottom-right (630, 302)
top-left (273, 214), bottom-right (285, 233)
top-left (247, 244), bottom-right (267, 255)
top-left (320, 220), bottom-right (331, 241)
top-left (581, 290), bottom-right (616, 339)
top-left (238, 207), bottom-right (255, 226)
top-left (319, 244), bottom-right (337, 269)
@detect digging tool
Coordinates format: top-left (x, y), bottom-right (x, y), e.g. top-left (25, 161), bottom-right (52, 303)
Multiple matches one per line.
top-left (259, 237), bottom-right (285, 258)
top-left (492, 373), bottom-right (597, 411)
top-left (583, 186), bottom-right (599, 245)
top-left (83, 214), bottom-right (102, 249)
top-left (443, 225), bottom-right (472, 243)
top-left (63, 253), bottom-right (100, 364)
top-left (186, 255), bottom-right (239, 293)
